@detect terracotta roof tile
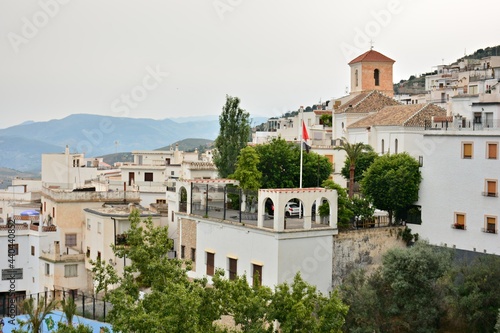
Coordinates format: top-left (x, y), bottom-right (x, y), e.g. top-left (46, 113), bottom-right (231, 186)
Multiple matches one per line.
top-left (348, 50), bottom-right (395, 65)
top-left (334, 90), bottom-right (400, 114)
top-left (314, 110), bottom-right (331, 115)
top-left (348, 104), bottom-right (446, 128)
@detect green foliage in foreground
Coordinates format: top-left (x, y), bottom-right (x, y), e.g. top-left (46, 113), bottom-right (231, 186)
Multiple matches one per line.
top-left (340, 242), bottom-right (500, 333)
top-left (97, 209), bottom-right (348, 333)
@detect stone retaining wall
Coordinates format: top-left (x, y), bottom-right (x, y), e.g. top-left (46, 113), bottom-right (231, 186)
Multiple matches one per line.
top-left (332, 227), bottom-right (405, 287)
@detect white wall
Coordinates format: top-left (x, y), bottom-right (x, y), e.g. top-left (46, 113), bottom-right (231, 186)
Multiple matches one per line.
top-left (413, 132), bottom-right (500, 254)
top-left (194, 219), bottom-right (335, 294)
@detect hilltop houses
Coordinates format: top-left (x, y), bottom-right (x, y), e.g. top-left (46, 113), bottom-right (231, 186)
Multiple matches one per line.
top-left (1, 48), bottom-right (499, 306)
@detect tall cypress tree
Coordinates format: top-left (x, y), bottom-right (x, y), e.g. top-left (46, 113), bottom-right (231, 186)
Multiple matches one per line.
top-left (213, 95), bottom-right (251, 178)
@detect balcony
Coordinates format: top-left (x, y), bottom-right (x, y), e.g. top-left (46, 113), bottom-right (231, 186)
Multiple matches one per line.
top-left (451, 223), bottom-right (466, 230)
top-left (43, 186), bottom-right (140, 202)
top-left (482, 227), bottom-right (497, 234)
top-left (115, 233), bottom-right (129, 246)
top-left (29, 223), bottom-right (57, 232)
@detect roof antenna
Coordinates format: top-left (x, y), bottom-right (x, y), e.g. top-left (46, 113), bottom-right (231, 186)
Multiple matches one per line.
top-left (370, 40), bottom-right (374, 50)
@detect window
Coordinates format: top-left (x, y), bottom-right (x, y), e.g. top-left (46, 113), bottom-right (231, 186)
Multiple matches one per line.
top-left (44, 202), bottom-right (46, 212)
top-left (86, 247), bottom-right (90, 258)
top-left (65, 233), bottom-right (77, 247)
top-left (381, 139), bottom-right (385, 154)
top-left (191, 248), bottom-right (196, 262)
top-left (180, 245), bottom-right (185, 259)
top-left (87, 219), bottom-right (91, 230)
top-left (45, 263), bottom-right (50, 275)
top-left (144, 172), bottom-right (153, 182)
top-left (453, 213), bottom-right (466, 230)
top-left (462, 142), bottom-right (473, 159)
top-left (8, 244), bottom-right (19, 256)
top-left (374, 69), bottom-right (380, 86)
top-left (206, 252), bottom-right (215, 276)
top-left (97, 251), bottom-right (101, 261)
top-left (97, 222), bottom-right (102, 234)
top-left (355, 69), bottom-right (358, 87)
top-left (52, 207), bottom-right (56, 218)
top-left (487, 143), bottom-right (498, 159)
top-left (252, 264), bottom-right (263, 286)
top-left (485, 180), bottom-right (498, 197)
top-left (485, 216), bottom-right (497, 234)
top-left (31, 246), bottom-right (35, 256)
top-left (394, 139), bottom-right (398, 154)
top-left (64, 264), bottom-right (78, 277)
top-left (228, 258), bottom-right (237, 280)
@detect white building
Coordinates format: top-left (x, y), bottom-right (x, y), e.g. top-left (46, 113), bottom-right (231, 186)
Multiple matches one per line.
top-left (175, 180), bottom-right (338, 294)
top-left (83, 204), bottom-right (162, 291)
top-left (412, 131), bottom-right (500, 255)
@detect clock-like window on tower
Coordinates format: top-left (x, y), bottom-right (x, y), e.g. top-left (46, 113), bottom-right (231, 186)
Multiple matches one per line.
top-left (374, 69), bottom-right (380, 86)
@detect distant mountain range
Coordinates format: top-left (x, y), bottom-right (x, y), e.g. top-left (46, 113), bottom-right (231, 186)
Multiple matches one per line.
top-left (0, 114), bottom-right (267, 172)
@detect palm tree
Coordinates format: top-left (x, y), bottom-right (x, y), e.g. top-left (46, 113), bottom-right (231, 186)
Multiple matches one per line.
top-left (14, 296), bottom-right (58, 333)
top-left (61, 296), bottom-right (77, 327)
top-left (334, 137), bottom-right (371, 198)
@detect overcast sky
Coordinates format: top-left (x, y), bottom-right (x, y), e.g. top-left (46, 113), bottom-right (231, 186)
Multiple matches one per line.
top-left (1, 0), bottom-right (499, 129)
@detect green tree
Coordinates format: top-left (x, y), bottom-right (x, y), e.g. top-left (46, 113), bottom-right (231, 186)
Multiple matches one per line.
top-left (60, 296), bottom-right (77, 327)
top-left (350, 197), bottom-right (375, 227)
top-left (255, 137), bottom-right (332, 189)
top-left (360, 153), bottom-right (421, 224)
top-left (255, 137), bottom-right (297, 188)
top-left (320, 114), bottom-right (332, 127)
top-left (102, 209), bottom-right (225, 333)
top-left (447, 255), bottom-right (500, 333)
top-left (13, 297), bottom-right (59, 333)
top-left (496, 310), bottom-right (500, 333)
top-left (340, 242), bottom-right (452, 333)
top-left (230, 146), bottom-right (261, 212)
top-left (334, 138), bottom-right (373, 198)
top-left (212, 270), bottom-right (273, 332)
top-left (301, 150), bottom-right (333, 188)
top-left (213, 95), bottom-right (251, 178)
top-left (54, 323), bottom-right (93, 333)
top-left (321, 179), bottom-right (353, 229)
top-left (89, 257), bottom-right (119, 297)
top-left (269, 273), bottom-right (348, 332)
top-left (340, 148), bottom-right (378, 184)
top-left (230, 146), bottom-right (261, 191)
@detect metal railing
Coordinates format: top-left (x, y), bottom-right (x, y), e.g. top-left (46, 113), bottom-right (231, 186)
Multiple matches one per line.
top-left (0, 289), bottom-right (112, 323)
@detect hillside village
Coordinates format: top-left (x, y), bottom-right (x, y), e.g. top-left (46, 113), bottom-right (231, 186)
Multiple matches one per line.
top-left (1, 48), bottom-right (500, 329)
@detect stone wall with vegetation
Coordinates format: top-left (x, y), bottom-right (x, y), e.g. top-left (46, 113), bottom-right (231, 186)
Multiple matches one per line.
top-left (332, 227), bottom-right (405, 286)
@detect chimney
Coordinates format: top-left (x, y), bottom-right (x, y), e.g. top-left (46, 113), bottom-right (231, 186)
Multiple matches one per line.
top-left (129, 203), bottom-right (136, 213)
top-left (54, 241), bottom-right (60, 255)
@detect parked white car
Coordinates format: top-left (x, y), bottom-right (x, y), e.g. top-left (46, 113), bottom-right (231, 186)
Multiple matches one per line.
top-left (285, 202), bottom-right (302, 217)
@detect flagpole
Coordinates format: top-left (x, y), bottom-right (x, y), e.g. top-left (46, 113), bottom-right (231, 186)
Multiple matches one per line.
top-left (299, 106), bottom-right (304, 189)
